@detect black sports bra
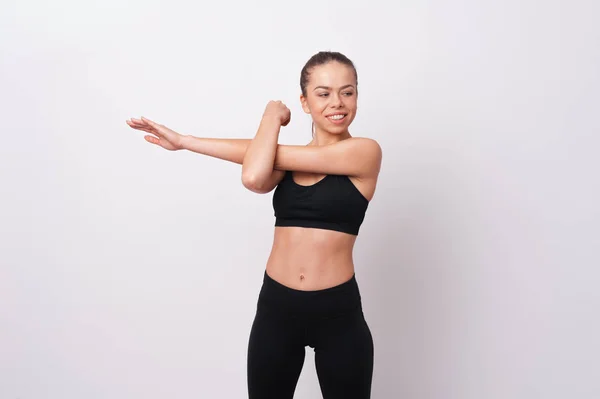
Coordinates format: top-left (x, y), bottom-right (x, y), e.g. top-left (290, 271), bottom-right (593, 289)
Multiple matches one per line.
top-left (272, 171), bottom-right (369, 235)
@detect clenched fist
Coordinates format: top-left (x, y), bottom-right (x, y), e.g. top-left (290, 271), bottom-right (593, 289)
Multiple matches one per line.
top-left (263, 100), bottom-right (291, 127)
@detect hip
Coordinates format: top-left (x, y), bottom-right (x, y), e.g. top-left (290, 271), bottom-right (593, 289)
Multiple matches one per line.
top-left (256, 270), bottom-right (364, 321)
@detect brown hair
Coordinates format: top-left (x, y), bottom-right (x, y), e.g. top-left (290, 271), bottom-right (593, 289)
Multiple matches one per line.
top-left (300, 51), bottom-right (358, 96)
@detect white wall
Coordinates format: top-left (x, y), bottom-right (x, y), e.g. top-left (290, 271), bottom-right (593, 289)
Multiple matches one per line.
top-left (1, 0), bottom-right (599, 398)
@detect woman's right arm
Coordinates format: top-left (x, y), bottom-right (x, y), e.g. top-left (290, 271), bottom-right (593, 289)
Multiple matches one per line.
top-left (126, 117), bottom-right (285, 192)
top-left (181, 136), bottom-right (250, 164)
top-left (127, 117), bottom-right (249, 163)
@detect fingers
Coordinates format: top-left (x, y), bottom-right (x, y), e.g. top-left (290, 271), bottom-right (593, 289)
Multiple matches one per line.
top-left (127, 118), bottom-right (151, 127)
top-left (144, 135), bottom-right (160, 145)
top-left (127, 123), bottom-right (153, 135)
top-left (127, 118), bottom-right (162, 135)
top-left (141, 116), bottom-right (161, 128)
top-left (126, 118), bottom-right (146, 128)
top-left (127, 122), bottom-right (150, 132)
top-left (126, 117), bottom-right (156, 127)
top-left (127, 117), bottom-right (173, 149)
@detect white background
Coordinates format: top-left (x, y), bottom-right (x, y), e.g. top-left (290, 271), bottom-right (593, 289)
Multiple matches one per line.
top-left (1, 0), bottom-right (599, 398)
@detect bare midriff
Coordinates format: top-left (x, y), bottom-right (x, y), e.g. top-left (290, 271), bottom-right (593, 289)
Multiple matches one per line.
top-left (265, 226), bottom-right (357, 291)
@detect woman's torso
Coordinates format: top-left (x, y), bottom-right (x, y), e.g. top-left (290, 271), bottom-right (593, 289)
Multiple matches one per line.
top-left (266, 171), bottom-right (375, 290)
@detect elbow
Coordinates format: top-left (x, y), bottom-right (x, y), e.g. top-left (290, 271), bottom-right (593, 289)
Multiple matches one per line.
top-left (241, 171), bottom-right (269, 194)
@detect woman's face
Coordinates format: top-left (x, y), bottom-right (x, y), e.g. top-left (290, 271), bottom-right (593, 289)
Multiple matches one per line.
top-left (300, 61), bottom-right (358, 135)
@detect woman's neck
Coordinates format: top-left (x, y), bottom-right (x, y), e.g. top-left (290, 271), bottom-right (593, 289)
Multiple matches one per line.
top-left (311, 128), bottom-right (351, 146)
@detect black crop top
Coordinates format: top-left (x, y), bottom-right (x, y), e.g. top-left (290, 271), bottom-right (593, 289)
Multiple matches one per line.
top-left (272, 171), bottom-right (369, 235)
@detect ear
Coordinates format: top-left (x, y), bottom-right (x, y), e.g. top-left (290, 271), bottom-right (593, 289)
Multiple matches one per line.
top-left (300, 94), bottom-right (311, 114)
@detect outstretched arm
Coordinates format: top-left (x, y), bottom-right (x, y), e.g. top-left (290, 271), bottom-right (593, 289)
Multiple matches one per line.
top-left (127, 115), bottom-right (382, 192)
top-left (126, 117), bottom-right (285, 193)
top-left (127, 117), bottom-right (249, 163)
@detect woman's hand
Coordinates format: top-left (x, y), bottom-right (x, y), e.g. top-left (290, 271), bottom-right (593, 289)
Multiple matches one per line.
top-left (126, 117), bottom-right (185, 151)
top-left (263, 100), bottom-right (291, 127)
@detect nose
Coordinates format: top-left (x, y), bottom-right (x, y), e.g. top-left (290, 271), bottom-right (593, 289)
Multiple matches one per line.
top-left (330, 93), bottom-right (343, 108)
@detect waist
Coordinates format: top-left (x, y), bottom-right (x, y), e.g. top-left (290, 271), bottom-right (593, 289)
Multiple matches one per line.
top-left (257, 271), bottom-right (363, 320)
top-left (271, 225), bottom-right (357, 251)
top-left (266, 226), bottom-right (356, 290)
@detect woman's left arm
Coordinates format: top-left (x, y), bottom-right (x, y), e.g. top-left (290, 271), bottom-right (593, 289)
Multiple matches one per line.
top-left (274, 137), bottom-right (383, 178)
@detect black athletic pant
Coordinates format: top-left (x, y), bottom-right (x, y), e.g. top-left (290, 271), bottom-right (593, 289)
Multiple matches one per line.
top-left (247, 272), bottom-right (374, 399)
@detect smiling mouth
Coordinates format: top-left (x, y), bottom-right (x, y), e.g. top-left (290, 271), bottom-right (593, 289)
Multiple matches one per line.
top-left (326, 114), bottom-right (347, 121)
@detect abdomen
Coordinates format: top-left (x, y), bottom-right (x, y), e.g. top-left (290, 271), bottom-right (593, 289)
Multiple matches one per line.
top-left (265, 227), bottom-right (357, 290)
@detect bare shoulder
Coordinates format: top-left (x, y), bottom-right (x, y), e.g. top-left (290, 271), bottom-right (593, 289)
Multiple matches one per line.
top-left (344, 136), bottom-right (383, 173)
top-left (342, 137), bottom-right (382, 161)
top-left (343, 137), bottom-right (382, 201)
top-left (342, 137), bottom-right (382, 152)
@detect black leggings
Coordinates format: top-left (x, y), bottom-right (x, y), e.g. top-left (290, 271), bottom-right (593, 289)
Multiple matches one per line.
top-left (247, 272), bottom-right (374, 399)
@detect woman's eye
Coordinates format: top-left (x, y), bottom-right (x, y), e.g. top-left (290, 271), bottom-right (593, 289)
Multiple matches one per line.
top-left (317, 92), bottom-right (353, 97)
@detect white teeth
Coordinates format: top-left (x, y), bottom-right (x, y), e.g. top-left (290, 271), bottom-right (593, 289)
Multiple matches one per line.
top-left (328, 114), bottom-right (345, 120)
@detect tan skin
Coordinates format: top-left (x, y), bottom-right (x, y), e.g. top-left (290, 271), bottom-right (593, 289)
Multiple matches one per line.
top-left (127, 61), bottom-right (382, 290)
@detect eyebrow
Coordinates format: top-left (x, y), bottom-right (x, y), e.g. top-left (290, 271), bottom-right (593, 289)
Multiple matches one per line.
top-left (312, 84), bottom-right (356, 91)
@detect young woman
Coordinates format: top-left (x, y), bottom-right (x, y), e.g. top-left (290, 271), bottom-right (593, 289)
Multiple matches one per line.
top-left (127, 51), bottom-right (382, 399)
